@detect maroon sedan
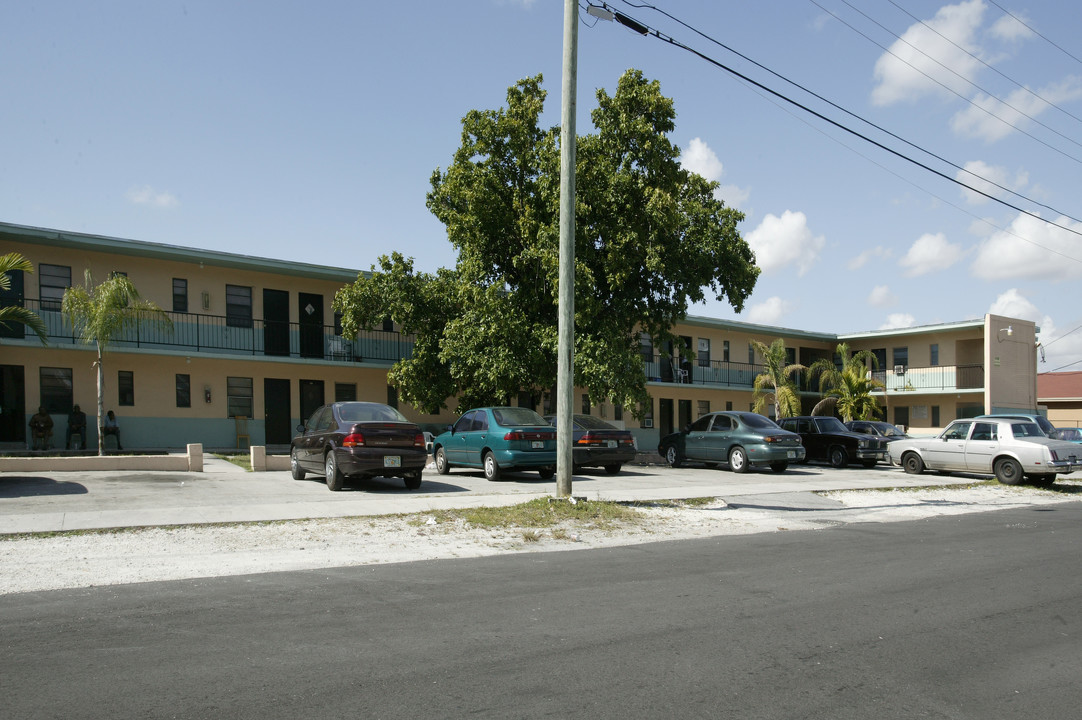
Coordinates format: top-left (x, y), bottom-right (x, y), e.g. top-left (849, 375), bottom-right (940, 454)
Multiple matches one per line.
top-left (290, 402), bottom-right (427, 491)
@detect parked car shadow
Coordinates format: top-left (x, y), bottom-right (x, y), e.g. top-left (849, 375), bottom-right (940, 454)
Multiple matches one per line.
top-left (0, 476), bottom-right (89, 498)
top-left (291, 474), bottom-right (475, 494)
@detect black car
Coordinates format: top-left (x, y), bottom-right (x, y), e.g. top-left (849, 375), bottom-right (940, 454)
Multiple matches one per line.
top-left (845, 420), bottom-right (909, 442)
top-left (545, 414), bottom-right (637, 475)
top-left (778, 416), bottom-right (888, 468)
top-left (290, 402), bottom-right (428, 491)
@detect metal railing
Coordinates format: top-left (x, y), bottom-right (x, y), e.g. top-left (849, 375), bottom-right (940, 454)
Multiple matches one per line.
top-left (644, 355), bottom-right (762, 388)
top-left (871, 364), bottom-right (984, 392)
top-left (9, 299), bottom-right (413, 363)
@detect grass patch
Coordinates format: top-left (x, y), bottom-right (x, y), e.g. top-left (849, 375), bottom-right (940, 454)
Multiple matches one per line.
top-left (215, 453), bottom-right (252, 472)
top-left (420, 497), bottom-right (641, 531)
top-left (627, 496), bottom-right (719, 509)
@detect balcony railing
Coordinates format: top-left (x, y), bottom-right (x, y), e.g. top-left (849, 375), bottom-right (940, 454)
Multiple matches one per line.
top-left (644, 355), bottom-right (762, 388)
top-left (871, 364), bottom-right (984, 392)
top-left (8, 300), bottom-right (413, 364)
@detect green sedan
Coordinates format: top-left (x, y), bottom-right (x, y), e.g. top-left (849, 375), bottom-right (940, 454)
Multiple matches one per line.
top-left (657, 411), bottom-right (805, 473)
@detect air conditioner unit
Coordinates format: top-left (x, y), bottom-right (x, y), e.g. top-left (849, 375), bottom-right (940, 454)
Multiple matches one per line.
top-left (642, 418), bottom-right (654, 428)
top-left (894, 365), bottom-right (906, 375)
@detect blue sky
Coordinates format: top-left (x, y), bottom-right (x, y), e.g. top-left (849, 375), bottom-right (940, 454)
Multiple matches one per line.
top-left (4, 1), bottom-right (1081, 372)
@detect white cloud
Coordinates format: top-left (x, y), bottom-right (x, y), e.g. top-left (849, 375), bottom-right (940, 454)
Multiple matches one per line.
top-left (899, 233), bottom-right (965, 276)
top-left (868, 285), bottom-right (897, 307)
top-left (951, 78), bottom-right (1082, 142)
top-left (847, 246), bottom-right (891, 270)
top-left (871, 0), bottom-right (987, 106)
top-left (681, 137), bottom-right (750, 210)
top-left (989, 12), bottom-right (1034, 42)
top-left (127, 185), bottom-right (179, 209)
top-left (956, 160), bottom-right (1028, 205)
top-left (745, 210), bottom-right (824, 276)
top-left (988, 288), bottom-right (1041, 322)
top-left (880, 313), bottom-right (916, 330)
top-left (971, 213), bottom-right (1082, 281)
top-left (747, 296), bottom-right (794, 325)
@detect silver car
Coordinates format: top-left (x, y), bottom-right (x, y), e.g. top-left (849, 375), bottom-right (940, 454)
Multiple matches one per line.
top-left (888, 417), bottom-right (1082, 486)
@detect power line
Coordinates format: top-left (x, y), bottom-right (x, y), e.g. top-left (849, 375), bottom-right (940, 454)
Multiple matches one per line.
top-left (886, 0), bottom-right (1082, 129)
top-left (986, 0), bottom-right (1082, 67)
top-left (603, 1), bottom-right (1082, 244)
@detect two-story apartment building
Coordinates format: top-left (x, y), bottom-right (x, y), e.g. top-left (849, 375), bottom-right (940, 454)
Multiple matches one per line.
top-left (1, 221), bottom-right (1040, 451)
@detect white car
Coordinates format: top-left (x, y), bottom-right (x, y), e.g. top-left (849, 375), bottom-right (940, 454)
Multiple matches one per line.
top-left (888, 417), bottom-right (1082, 486)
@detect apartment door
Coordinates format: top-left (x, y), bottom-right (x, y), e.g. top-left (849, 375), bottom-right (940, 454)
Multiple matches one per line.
top-left (264, 378), bottom-right (291, 445)
top-left (0, 270), bottom-right (24, 339)
top-left (300, 379), bottom-right (325, 426)
top-left (678, 399), bottom-right (692, 430)
top-left (659, 398), bottom-right (674, 438)
top-left (298, 292), bottom-right (324, 359)
top-left (263, 289), bottom-right (290, 357)
top-left (0, 365), bottom-right (26, 444)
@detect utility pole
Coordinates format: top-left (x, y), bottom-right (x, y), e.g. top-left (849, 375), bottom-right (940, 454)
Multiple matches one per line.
top-left (555, 0), bottom-right (578, 498)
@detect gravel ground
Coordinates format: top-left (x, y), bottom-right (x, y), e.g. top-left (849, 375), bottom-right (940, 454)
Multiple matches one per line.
top-left (2, 482), bottom-right (1079, 595)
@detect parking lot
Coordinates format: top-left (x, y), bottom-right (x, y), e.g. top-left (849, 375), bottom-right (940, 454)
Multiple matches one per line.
top-left (0, 456), bottom-right (985, 535)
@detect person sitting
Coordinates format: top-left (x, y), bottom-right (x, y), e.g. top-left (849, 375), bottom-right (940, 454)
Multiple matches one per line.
top-left (29, 406), bottom-right (54, 450)
top-left (103, 410), bottom-right (122, 450)
top-left (66, 404), bottom-right (87, 450)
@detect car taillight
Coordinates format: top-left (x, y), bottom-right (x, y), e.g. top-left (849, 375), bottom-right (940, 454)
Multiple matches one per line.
top-left (504, 431), bottom-right (555, 441)
top-left (1050, 449), bottom-right (1059, 461)
top-left (414, 433), bottom-right (425, 448)
top-left (576, 432), bottom-right (600, 446)
top-left (764, 435), bottom-right (787, 443)
top-left (342, 433), bottom-right (365, 447)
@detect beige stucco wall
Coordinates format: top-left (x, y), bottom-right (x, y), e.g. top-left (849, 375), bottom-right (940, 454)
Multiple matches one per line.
top-left (985, 314), bottom-right (1038, 413)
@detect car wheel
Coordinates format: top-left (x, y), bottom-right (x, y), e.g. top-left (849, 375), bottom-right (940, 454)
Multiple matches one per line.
top-left (861, 459), bottom-right (877, 469)
top-left (664, 444), bottom-right (683, 468)
top-left (325, 452), bottom-right (344, 492)
top-left (770, 461), bottom-right (788, 473)
top-left (483, 451), bottom-right (501, 481)
top-left (434, 447), bottom-right (450, 475)
top-left (729, 446), bottom-right (749, 473)
top-left (538, 466), bottom-right (555, 480)
top-left (603, 464), bottom-right (622, 475)
top-left (290, 448), bottom-right (305, 480)
top-left (902, 452), bottom-right (924, 475)
top-left (829, 446), bottom-right (849, 469)
top-left (403, 470), bottom-right (422, 490)
top-left (994, 457), bottom-right (1023, 485)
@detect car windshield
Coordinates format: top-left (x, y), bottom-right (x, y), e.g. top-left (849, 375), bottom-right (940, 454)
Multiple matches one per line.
top-left (877, 423), bottom-right (905, 437)
top-left (574, 415), bottom-right (616, 430)
top-left (492, 407), bottom-right (548, 427)
top-left (1011, 422), bottom-right (1044, 438)
top-left (813, 417), bottom-right (848, 433)
top-left (1056, 428), bottom-right (1082, 441)
top-left (338, 403), bottom-right (408, 423)
top-left (738, 413), bottom-right (780, 430)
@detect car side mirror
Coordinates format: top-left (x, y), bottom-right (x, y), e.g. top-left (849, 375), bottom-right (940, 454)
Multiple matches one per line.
top-left (297, 423), bottom-right (306, 432)
top-left (447, 424), bottom-right (454, 434)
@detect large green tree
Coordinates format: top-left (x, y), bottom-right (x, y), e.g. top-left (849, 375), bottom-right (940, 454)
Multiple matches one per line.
top-left (808, 342), bottom-right (884, 421)
top-left (751, 338), bottom-right (805, 420)
top-left (0, 252), bottom-right (48, 343)
top-left (335, 70), bottom-right (758, 413)
top-left (62, 271), bottom-right (171, 454)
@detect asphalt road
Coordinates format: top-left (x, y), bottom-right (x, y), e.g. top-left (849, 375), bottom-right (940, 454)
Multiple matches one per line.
top-left (3, 503), bottom-right (1081, 719)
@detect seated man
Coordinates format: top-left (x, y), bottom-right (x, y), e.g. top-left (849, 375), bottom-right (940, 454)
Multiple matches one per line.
top-left (67, 404), bottom-right (88, 450)
top-left (29, 406), bottom-right (54, 450)
top-left (103, 410), bottom-right (122, 450)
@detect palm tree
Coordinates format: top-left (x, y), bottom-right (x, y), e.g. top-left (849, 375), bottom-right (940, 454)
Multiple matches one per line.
top-left (808, 342), bottom-right (884, 422)
top-left (751, 338), bottom-right (805, 420)
top-left (0, 252), bottom-right (48, 343)
top-left (62, 271), bottom-right (172, 455)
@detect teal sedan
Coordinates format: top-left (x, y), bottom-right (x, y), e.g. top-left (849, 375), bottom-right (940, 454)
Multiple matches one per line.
top-left (433, 407), bottom-right (557, 481)
top-left (658, 411), bottom-right (805, 473)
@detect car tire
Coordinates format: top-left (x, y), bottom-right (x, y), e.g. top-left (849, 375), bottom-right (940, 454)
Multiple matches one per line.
top-left (994, 457), bottom-right (1023, 485)
top-left (483, 451), bottom-right (501, 481)
top-left (325, 451), bottom-right (344, 492)
top-left (902, 452), bottom-right (924, 475)
top-left (603, 464), bottom-right (622, 475)
top-left (290, 448), bottom-right (305, 480)
top-left (403, 470), bottom-right (422, 490)
top-left (664, 445), bottom-right (683, 468)
top-left (729, 446), bottom-right (749, 473)
top-left (538, 466), bottom-right (555, 480)
top-left (769, 461), bottom-right (788, 473)
top-left (829, 446), bottom-right (849, 469)
top-left (434, 447), bottom-right (450, 475)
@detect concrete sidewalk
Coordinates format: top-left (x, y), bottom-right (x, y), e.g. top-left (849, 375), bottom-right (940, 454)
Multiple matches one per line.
top-left (0, 458), bottom-right (982, 535)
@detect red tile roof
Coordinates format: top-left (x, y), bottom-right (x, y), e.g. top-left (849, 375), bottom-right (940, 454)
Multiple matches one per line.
top-left (1038, 371), bottom-right (1082, 400)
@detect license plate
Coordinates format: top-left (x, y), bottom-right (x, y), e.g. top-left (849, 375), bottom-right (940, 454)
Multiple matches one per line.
top-left (606, 440), bottom-right (617, 448)
top-left (384, 456), bottom-right (401, 468)
top-left (532, 441), bottom-right (544, 449)
top-left (787, 451), bottom-right (796, 459)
